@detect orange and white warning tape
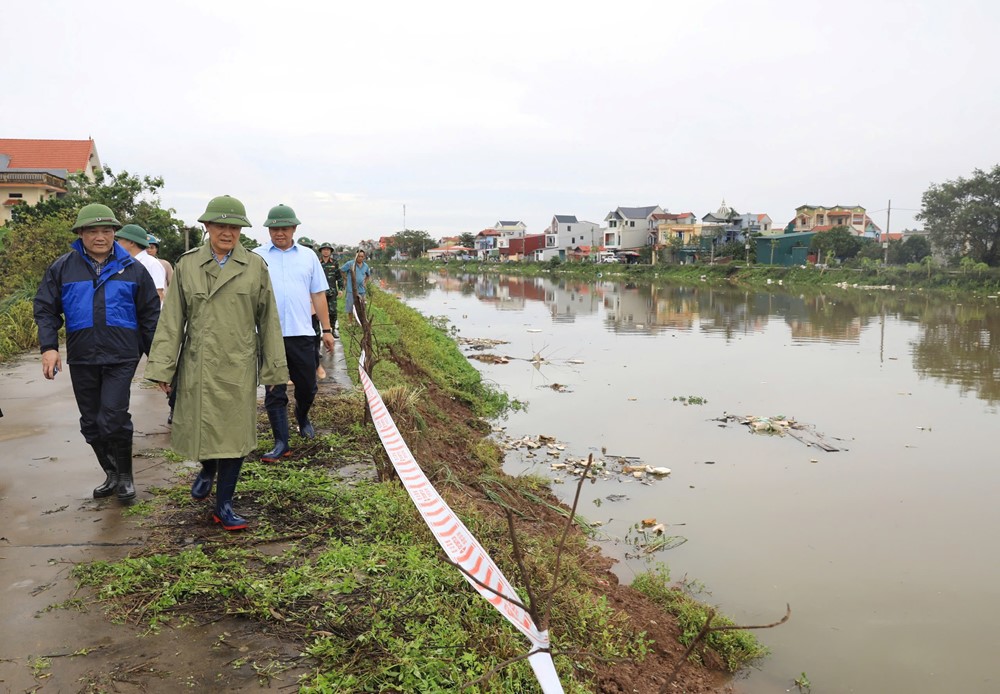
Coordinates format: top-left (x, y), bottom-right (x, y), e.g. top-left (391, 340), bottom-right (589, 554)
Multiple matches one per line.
top-left (358, 351), bottom-right (563, 693)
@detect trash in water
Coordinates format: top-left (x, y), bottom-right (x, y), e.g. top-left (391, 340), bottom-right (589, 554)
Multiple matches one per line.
top-left (714, 413), bottom-right (845, 452)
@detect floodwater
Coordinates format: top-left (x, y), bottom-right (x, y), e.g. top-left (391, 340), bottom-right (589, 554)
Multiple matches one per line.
top-left (384, 268), bottom-right (1000, 694)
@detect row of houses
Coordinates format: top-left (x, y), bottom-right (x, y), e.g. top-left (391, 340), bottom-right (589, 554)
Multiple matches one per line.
top-left (429, 201), bottom-right (890, 263)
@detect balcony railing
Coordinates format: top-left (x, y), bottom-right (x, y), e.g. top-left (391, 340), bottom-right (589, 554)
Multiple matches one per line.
top-left (0, 171), bottom-right (67, 189)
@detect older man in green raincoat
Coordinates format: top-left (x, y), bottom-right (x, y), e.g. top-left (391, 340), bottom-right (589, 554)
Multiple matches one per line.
top-left (146, 195), bottom-right (288, 531)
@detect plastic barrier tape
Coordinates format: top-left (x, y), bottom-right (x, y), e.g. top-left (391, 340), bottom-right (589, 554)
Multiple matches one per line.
top-left (358, 351), bottom-right (563, 693)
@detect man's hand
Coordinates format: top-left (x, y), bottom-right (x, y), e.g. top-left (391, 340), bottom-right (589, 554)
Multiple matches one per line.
top-left (155, 381), bottom-right (172, 394)
top-left (41, 349), bottom-right (61, 380)
top-left (322, 332), bottom-right (335, 353)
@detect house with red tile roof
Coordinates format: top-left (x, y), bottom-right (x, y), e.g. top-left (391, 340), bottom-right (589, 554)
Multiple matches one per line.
top-left (0, 138), bottom-right (102, 225)
top-left (793, 204), bottom-right (880, 237)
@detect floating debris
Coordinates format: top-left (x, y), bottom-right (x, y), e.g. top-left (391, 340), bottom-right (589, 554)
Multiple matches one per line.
top-left (543, 383), bottom-right (572, 393)
top-left (468, 353), bottom-right (510, 364)
top-left (714, 413), bottom-right (845, 452)
top-left (458, 337), bottom-right (510, 350)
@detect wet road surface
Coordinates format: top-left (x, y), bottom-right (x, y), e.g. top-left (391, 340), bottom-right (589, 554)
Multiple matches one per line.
top-left (0, 345), bottom-right (348, 691)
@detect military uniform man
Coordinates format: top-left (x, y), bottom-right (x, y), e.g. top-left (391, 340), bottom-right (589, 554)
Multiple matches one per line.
top-left (318, 242), bottom-right (343, 338)
top-left (34, 204), bottom-right (161, 503)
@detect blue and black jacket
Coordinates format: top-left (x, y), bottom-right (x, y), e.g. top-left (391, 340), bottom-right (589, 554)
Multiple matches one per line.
top-left (34, 239), bottom-right (161, 364)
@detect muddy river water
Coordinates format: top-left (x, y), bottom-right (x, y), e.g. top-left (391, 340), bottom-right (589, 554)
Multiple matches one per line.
top-left (386, 269), bottom-right (1000, 694)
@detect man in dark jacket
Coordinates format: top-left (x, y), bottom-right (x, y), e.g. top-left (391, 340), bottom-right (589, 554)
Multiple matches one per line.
top-left (34, 203), bottom-right (160, 503)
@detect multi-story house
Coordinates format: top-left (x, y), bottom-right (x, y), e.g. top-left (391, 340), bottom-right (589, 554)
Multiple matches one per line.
top-left (494, 220), bottom-right (527, 255)
top-left (793, 205), bottom-right (879, 237)
top-left (541, 215), bottom-right (604, 261)
top-left (653, 212), bottom-right (700, 246)
top-left (603, 205), bottom-right (664, 251)
top-left (0, 138), bottom-right (102, 225)
top-left (475, 228), bottom-right (501, 259)
top-left (700, 201), bottom-right (772, 244)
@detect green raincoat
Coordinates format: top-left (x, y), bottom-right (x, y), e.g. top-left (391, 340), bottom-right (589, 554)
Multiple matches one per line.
top-left (146, 243), bottom-right (288, 460)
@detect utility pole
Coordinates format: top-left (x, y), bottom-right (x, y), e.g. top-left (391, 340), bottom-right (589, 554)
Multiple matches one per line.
top-left (883, 199), bottom-right (891, 265)
top-left (403, 204), bottom-right (406, 232)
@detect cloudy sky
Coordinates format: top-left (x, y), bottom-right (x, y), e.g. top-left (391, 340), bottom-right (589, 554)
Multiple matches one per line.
top-left (5, 0), bottom-right (999, 246)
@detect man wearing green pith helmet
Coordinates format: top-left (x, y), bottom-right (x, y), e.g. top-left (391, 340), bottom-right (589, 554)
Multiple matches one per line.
top-left (253, 204), bottom-right (335, 464)
top-left (145, 195), bottom-right (288, 531)
top-left (33, 203), bottom-right (161, 504)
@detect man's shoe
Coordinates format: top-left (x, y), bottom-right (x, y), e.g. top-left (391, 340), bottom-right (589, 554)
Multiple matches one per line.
top-left (108, 437), bottom-right (136, 503)
top-left (261, 408), bottom-right (291, 462)
top-left (213, 460), bottom-right (248, 531)
top-left (90, 441), bottom-right (117, 499)
top-left (191, 461), bottom-right (217, 500)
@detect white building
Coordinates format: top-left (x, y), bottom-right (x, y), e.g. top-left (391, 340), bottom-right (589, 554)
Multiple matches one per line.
top-left (540, 215), bottom-right (604, 261)
top-left (603, 205), bottom-right (664, 251)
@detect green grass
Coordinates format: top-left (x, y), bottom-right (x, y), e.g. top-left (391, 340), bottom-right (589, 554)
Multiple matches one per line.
top-left (72, 470), bottom-right (650, 692)
top-left (0, 289), bottom-right (39, 362)
top-left (632, 565), bottom-right (768, 672)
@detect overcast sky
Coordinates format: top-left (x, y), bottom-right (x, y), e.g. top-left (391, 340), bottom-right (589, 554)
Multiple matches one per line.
top-left (5, 0), bottom-right (999, 246)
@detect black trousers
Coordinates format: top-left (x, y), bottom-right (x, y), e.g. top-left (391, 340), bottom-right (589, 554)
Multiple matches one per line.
top-left (264, 335), bottom-right (317, 413)
top-left (68, 361), bottom-right (139, 443)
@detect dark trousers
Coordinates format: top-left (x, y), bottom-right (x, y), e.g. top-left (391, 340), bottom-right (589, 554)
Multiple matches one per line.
top-left (68, 361), bottom-right (139, 443)
top-left (264, 335), bottom-right (318, 412)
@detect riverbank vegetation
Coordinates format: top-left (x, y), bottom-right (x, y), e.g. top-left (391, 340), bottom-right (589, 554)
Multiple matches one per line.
top-left (63, 289), bottom-right (765, 692)
top-left (389, 256), bottom-right (1000, 295)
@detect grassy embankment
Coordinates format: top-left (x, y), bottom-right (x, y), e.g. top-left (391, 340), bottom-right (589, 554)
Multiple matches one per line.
top-left (395, 258), bottom-right (1000, 295)
top-left (0, 288), bottom-right (39, 362)
top-left (50, 288), bottom-right (764, 692)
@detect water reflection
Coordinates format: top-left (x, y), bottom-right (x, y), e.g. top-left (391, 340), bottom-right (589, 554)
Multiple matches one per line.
top-left (386, 268), bottom-right (1000, 404)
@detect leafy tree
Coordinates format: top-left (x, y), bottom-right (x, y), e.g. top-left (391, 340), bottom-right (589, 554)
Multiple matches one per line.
top-left (393, 229), bottom-right (434, 258)
top-left (887, 235), bottom-right (931, 265)
top-left (855, 238), bottom-right (884, 262)
top-left (0, 211), bottom-right (76, 295)
top-left (458, 232), bottom-right (476, 249)
top-left (11, 167), bottom-right (165, 227)
top-left (810, 226), bottom-right (863, 261)
top-left (918, 164), bottom-right (1000, 266)
top-left (239, 233), bottom-right (260, 251)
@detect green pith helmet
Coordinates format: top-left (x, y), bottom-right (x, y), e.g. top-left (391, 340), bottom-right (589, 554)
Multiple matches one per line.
top-left (264, 203), bottom-right (301, 228)
top-left (115, 224), bottom-right (150, 248)
top-left (197, 195), bottom-right (252, 227)
top-left (72, 203), bottom-right (122, 231)
top-left (318, 242), bottom-right (334, 251)
top-left (298, 236), bottom-right (315, 249)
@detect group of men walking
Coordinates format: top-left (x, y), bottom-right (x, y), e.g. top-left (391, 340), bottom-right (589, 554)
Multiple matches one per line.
top-left (33, 196), bottom-right (370, 531)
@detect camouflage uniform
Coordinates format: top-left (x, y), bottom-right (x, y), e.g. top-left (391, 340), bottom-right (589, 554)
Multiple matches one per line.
top-left (319, 248), bottom-right (343, 332)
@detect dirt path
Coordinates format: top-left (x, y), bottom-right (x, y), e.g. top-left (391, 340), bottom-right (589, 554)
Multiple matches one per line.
top-left (0, 345), bottom-right (348, 692)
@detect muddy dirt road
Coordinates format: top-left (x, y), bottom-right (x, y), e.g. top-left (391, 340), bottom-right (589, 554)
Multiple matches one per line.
top-left (0, 348), bottom-right (347, 692)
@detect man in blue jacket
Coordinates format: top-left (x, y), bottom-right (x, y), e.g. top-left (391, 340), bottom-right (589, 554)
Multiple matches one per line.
top-left (34, 203), bottom-right (161, 503)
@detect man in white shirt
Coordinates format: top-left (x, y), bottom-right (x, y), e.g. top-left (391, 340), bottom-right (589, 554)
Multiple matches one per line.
top-left (114, 225), bottom-right (166, 304)
top-left (253, 204), bottom-right (335, 461)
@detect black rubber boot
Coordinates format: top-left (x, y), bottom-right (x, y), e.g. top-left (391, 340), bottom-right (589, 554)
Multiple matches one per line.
top-left (213, 459), bottom-right (248, 531)
top-left (261, 408), bottom-right (291, 462)
top-left (90, 441), bottom-right (117, 499)
top-left (295, 403), bottom-right (315, 440)
top-left (108, 437), bottom-right (136, 503)
top-left (191, 460), bottom-right (217, 500)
